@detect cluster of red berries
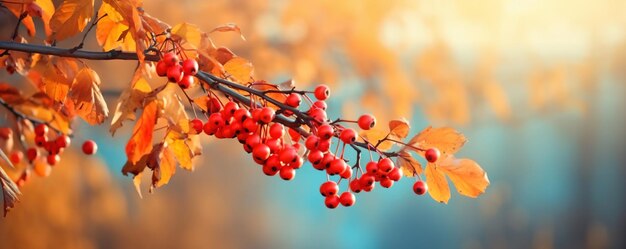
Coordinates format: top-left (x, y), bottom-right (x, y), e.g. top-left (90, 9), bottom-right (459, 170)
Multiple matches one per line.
top-left (155, 52), bottom-right (199, 89)
top-left (2, 123), bottom-right (98, 187)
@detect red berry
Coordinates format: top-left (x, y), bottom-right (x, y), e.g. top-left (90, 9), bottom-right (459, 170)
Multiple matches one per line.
top-left (279, 166), bottom-right (295, 180)
top-left (35, 136), bottom-right (47, 147)
top-left (182, 59), bottom-right (198, 75)
top-left (178, 75), bottom-right (194, 89)
top-left (380, 177), bottom-right (394, 188)
top-left (242, 118), bottom-right (259, 133)
top-left (203, 122), bottom-right (217, 135)
top-left (305, 135), bottom-right (320, 150)
top-left (189, 118), bottom-right (203, 134)
top-left (55, 135), bottom-right (71, 148)
top-left (26, 148), bottom-right (38, 162)
top-left (156, 60), bottom-right (168, 77)
top-left (378, 158), bottom-right (394, 173)
top-left (265, 138), bottom-right (282, 153)
top-left (208, 113), bottom-right (225, 128)
top-left (307, 150), bottom-right (324, 166)
top-left (325, 195), bottom-right (340, 209)
top-left (316, 124), bottom-right (334, 140)
top-left (233, 108), bottom-right (251, 123)
top-left (413, 181), bottom-right (428, 195)
top-left (279, 147), bottom-right (297, 164)
top-left (288, 128), bottom-right (301, 142)
top-left (262, 161), bottom-right (280, 176)
top-left (167, 64), bottom-right (183, 83)
top-left (388, 167), bottom-right (402, 181)
top-left (339, 192), bottom-right (355, 207)
top-left (258, 107), bottom-right (275, 124)
top-left (285, 93), bottom-right (301, 107)
top-left (321, 153), bottom-right (335, 169)
top-left (327, 158), bottom-right (347, 175)
top-left (425, 148), bottom-right (441, 163)
top-left (360, 173), bottom-right (375, 187)
top-left (349, 179), bottom-right (362, 193)
top-left (312, 100), bottom-right (327, 110)
top-left (365, 162), bottom-right (379, 175)
top-left (317, 139), bottom-right (331, 152)
top-left (252, 144), bottom-right (271, 162)
top-left (223, 101), bottom-right (239, 118)
top-left (9, 151), bottom-right (22, 164)
top-left (35, 124), bottom-right (48, 137)
top-left (269, 123), bottom-right (285, 139)
top-left (82, 140), bottom-right (97, 155)
top-left (339, 128), bottom-right (356, 144)
top-left (339, 165), bottom-right (353, 179)
top-left (289, 156), bottom-right (304, 169)
top-left (308, 108), bottom-right (327, 123)
top-left (320, 181), bottom-right (338, 197)
top-left (357, 114), bottom-right (376, 130)
top-left (162, 52), bottom-right (179, 66)
top-left (47, 154), bottom-right (60, 166)
top-left (46, 141), bottom-right (61, 155)
top-left (244, 134), bottom-right (261, 153)
top-left (314, 84), bottom-right (330, 100)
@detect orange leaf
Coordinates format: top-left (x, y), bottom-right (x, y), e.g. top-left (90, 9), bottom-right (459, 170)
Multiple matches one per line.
top-left (148, 143), bottom-right (176, 188)
top-left (439, 157), bottom-right (489, 198)
top-left (407, 127), bottom-right (466, 155)
top-left (396, 150), bottom-right (422, 177)
top-left (96, 2), bottom-right (136, 51)
top-left (425, 163), bottom-right (451, 204)
top-left (69, 67), bottom-right (109, 125)
top-left (157, 84), bottom-right (189, 134)
top-left (171, 22), bottom-right (203, 49)
top-left (165, 130), bottom-right (195, 171)
top-left (49, 0), bottom-right (94, 41)
top-left (125, 100), bottom-right (158, 164)
top-left (359, 128), bottom-right (394, 151)
top-left (209, 23), bottom-right (246, 41)
top-left (110, 67), bottom-right (152, 135)
top-left (389, 118), bottom-right (410, 139)
top-left (223, 56), bottom-right (254, 85)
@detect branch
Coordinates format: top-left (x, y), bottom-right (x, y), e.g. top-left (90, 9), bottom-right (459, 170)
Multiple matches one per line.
top-left (0, 41), bottom-right (399, 158)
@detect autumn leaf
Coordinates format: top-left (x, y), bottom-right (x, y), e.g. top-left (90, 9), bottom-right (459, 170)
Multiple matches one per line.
top-left (96, 2), bottom-right (136, 51)
top-left (425, 163), bottom-right (451, 204)
top-left (438, 157), bottom-right (490, 198)
top-left (164, 129), bottom-right (195, 171)
top-left (0, 83), bottom-right (24, 105)
top-left (30, 56), bottom-right (80, 102)
top-left (49, 0), bottom-right (94, 41)
top-left (171, 22), bottom-right (203, 49)
top-left (3, 0), bottom-right (55, 37)
top-left (250, 80), bottom-right (287, 109)
top-left (157, 84), bottom-right (189, 134)
top-left (396, 150), bottom-right (422, 177)
top-left (148, 143), bottom-right (176, 188)
top-left (209, 23), bottom-right (246, 41)
top-left (359, 128), bottom-right (394, 151)
top-left (389, 118), bottom-right (410, 139)
top-left (223, 56), bottom-right (254, 85)
top-left (110, 68), bottom-right (152, 135)
top-left (407, 127), bottom-right (466, 155)
top-left (125, 100), bottom-right (158, 164)
top-left (69, 67), bottom-right (109, 125)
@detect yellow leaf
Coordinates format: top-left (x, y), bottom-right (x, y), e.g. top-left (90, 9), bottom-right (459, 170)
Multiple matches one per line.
top-left (126, 100), bottom-right (158, 164)
top-left (110, 67), bottom-right (152, 135)
top-left (389, 118), bottom-right (410, 139)
top-left (359, 128), bottom-right (394, 151)
top-left (69, 67), bottom-right (109, 125)
top-left (425, 163), bottom-right (450, 204)
top-left (408, 127), bottom-right (466, 155)
top-left (157, 84), bottom-right (189, 134)
top-left (165, 130), bottom-right (194, 171)
top-left (148, 143), bottom-right (176, 188)
top-left (223, 57), bottom-right (254, 85)
top-left (439, 157), bottom-right (489, 198)
top-left (35, 0), bottom-right (55, 36)
top-left (96, 2), bottom-right (136, 51)
top-left (171, 22), bottom-right (203, 49)
top-left (50, 0), bottom-right (94, 41)
top-left (396, 150), bottom-right (422, 177)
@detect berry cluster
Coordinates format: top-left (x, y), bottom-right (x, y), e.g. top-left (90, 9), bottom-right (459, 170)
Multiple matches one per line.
top-left (155, 52), bottom-right (199, 89)
top-left (1, 123), bottom-right (97, 188)
top-left (179, 73), bottom-right (436, 208)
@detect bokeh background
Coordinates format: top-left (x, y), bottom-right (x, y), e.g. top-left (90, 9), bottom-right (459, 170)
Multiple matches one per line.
top-left (1, 0), bottom-right (626, 248)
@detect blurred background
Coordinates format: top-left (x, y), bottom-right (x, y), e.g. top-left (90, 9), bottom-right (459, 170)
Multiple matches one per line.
top-left (1, 0), bottom-right (626, 248)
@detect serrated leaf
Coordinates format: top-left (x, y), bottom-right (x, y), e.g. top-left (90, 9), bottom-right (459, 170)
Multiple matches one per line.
top-left (407, 126), bottom-right (466, 155)
top-left (439, 157), bottom-right (489, 198)
top-left (49, 0), bottom-right (94, 41)
top-left (425, 163), bottom-right (450, 204)
top-left (125, 100), bottom-right (158, 164)
top-left (69, 67), bottom-right (109, 125)
top-left (396, 150), bottom-right (422, 177)
top-left (110, 67), bottom-right (152, 135)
